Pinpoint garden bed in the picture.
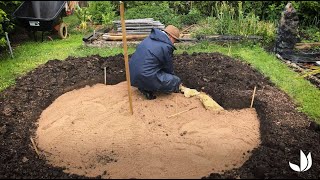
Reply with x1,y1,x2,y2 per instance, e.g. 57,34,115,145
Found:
0,52,319,178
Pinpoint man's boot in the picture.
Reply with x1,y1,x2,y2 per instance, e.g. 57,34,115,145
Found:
138,88,156,100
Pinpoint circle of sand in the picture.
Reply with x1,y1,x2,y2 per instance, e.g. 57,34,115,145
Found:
36,81,261,179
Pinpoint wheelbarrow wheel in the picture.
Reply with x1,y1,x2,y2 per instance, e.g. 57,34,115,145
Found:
58,22,67,39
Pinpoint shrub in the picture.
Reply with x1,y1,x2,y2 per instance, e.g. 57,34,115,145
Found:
300,26,320,42
74,5,92,30
0,9,8,47
0,1,21,48
180,8,203,25
291,1,320,27
87,1,115,26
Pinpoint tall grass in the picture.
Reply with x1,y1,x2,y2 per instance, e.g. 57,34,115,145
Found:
192,1,276,43
214,1,235,34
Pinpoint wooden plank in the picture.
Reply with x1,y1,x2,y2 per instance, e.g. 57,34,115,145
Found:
113,18,154,23
116,24,164,27
295,42,320,50
115,25,164,29
106,32,149,36
117,26,165,30
179,38,198,42
114,21,162,25
117,29,152,32
105,32,149,36
198,35,263,41
103,34,148,41
123,32,152,35
114,22,164,26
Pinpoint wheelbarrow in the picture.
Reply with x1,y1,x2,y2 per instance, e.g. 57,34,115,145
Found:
12,1,68,42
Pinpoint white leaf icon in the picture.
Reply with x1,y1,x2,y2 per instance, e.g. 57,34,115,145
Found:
300,150,308,172
289,162,301,172
304,152,312,171
289,150,312,172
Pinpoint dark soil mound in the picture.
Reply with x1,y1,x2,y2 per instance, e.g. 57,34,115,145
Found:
0,52,319,179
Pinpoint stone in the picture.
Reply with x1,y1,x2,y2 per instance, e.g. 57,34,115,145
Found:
274,3,299,55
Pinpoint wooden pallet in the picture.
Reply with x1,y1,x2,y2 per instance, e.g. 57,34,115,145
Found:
113,18,165,34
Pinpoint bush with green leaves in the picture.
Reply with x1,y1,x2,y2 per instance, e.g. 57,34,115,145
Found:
124,2,182,28
0,1,21,48
87,1,115,26
300,26,320,43
165,1,320,27
290,1,320,27
0,9,8,47
180,8,203,25
74,5,92,30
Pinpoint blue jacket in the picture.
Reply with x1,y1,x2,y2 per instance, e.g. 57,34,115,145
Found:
129,28,181,92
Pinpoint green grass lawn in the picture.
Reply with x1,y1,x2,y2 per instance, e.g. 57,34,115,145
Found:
0,27,319,123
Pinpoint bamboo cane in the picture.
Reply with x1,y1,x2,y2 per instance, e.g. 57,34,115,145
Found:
30,137,40,157
250,86,257,108
167,107,198,119
120,1,133,115
104,67,107,85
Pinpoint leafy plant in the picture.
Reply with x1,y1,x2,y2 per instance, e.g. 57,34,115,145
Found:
292,1,320,27
74,5,92,30
180,8,203,25
0,9,8,47
0,1,21,48
300,26,320,42
169,1,190,15
87,1,115,26
266,3,283,24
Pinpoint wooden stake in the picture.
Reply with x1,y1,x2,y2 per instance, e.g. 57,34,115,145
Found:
295,42,320,50
167,107,197,119
30,137,40,157
120,1,133,115
250,86,257,108
104,67,107,85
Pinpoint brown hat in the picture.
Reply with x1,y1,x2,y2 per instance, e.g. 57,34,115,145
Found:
164,25,180,41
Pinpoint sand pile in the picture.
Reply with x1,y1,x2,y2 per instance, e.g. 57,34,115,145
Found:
36,81,260,179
